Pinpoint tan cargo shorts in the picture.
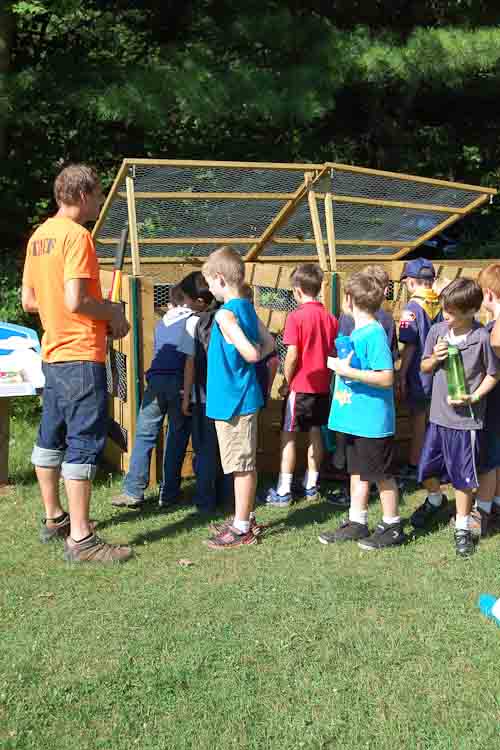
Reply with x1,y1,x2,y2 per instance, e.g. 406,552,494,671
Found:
214,411,259,474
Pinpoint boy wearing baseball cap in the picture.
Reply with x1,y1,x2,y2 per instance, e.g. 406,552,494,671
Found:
398,258,442,479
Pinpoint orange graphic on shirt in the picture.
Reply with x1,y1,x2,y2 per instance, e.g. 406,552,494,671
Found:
23,216,107,363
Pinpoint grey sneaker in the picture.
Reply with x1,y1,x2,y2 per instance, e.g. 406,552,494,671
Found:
39,513,70,543
111,493,146,509
64,534,134,563
318,519,369,544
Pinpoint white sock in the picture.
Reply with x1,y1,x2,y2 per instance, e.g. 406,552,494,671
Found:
455,514,470,531
493,496,500,508
303,470,319,490
427,492,443,508
276,472,293,496
477,499,493,514
233,518,250,533
383,515,401,526
349,507,368,526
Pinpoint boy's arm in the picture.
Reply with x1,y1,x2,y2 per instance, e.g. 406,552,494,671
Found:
421,339,448,374
329,352,393,388
449,373,500,406
216,309,261,363
491,316,500,356
284,345,299,385
257,319,275,360
182,355,195,415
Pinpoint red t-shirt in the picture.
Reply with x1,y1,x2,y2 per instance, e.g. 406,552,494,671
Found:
283,301,338,393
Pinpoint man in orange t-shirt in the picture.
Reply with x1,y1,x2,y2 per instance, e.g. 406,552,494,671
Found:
22,163,132,563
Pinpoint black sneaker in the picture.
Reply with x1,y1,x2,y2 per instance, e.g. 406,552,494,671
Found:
325,488,351,509
318,519,369,544
410,495,449,529
358,521,406,551
454,529,475,557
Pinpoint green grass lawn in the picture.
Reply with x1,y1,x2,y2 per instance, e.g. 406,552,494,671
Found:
2,419,500,750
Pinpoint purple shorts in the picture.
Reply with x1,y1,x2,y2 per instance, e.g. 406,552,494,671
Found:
417,423,480,491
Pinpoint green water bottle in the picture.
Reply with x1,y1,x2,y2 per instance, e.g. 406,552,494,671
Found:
446,345,467,400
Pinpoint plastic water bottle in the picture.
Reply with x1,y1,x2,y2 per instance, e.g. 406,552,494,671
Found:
478,594,500,627
446,345,467,400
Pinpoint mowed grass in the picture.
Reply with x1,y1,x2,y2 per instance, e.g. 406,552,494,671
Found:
2,420,500,750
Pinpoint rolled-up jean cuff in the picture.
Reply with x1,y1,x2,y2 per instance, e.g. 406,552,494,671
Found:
31,444,64,468
61,462,97,481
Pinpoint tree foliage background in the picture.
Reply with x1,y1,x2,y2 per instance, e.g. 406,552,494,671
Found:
2,0,500,283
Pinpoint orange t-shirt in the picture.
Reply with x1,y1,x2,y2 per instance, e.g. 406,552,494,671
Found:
22,216,107,363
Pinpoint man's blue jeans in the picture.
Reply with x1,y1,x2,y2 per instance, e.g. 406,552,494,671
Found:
191,402,233,512
123,374,191,502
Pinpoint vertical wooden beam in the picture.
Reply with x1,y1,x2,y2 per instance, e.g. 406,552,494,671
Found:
324,192,337,271
0,398,10,488
126,175,141,276
307,188,328,271
92,160,129,240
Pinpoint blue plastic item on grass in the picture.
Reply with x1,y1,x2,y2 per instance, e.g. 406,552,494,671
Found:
478,594,500,627
0,323,41,356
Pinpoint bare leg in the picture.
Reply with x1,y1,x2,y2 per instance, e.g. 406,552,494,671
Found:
409,411,427,467
477,470,496,503
350,474,370,512
280,431,296,475
233,470,257,523
308,427,323,474
378,477,399,518
64,479,92,542
455,489,473,519
35,466,65,523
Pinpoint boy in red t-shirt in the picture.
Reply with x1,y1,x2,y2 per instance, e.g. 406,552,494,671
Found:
264,263,338,506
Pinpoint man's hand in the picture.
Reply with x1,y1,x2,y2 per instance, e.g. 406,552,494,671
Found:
182,395,192,416
109,303,130,340
328,351,354,379
278,381,289,398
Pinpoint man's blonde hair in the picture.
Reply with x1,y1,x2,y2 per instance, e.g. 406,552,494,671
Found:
54,164,100,206
202,246,245,288
344,271,384,314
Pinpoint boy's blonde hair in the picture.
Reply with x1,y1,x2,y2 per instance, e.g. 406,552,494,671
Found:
290,263,323,297
344,271,384,314
478,263,500,298
202,246,245,287
363,265,389,291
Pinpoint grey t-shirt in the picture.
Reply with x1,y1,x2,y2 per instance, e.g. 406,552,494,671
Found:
423,320,500,430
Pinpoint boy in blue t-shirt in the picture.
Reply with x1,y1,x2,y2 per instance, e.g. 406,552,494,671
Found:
202,246,275,549
319,271,404,551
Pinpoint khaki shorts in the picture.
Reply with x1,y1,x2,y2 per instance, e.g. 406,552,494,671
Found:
215,412,259,474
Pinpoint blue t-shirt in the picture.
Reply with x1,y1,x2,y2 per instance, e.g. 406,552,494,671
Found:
206,298,264,420
329,321,395,438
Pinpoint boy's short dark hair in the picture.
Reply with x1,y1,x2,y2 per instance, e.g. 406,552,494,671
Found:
364,264,389,291
478,263,500,298
439,277,483,313
169,284,185,307
290,263,323,297
345,271,384,314
54,164,100,206
180,271,214,304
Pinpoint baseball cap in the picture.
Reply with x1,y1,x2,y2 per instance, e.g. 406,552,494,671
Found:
400,257,436,281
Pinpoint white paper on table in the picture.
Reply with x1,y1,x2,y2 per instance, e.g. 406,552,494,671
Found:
0,349,45,389
0,336,37,351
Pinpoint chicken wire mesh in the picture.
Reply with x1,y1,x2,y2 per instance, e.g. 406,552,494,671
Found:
94,160,494,265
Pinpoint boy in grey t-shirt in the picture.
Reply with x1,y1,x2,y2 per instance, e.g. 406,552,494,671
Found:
410,278,500,557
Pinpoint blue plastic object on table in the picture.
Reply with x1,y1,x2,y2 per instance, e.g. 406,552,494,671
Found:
0,323,41,356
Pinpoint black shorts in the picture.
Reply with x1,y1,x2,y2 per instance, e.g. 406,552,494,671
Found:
282,391,330,433
345,434,394,482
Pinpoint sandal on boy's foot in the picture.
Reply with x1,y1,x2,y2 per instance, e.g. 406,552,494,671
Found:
263,488,293,507
39,512,71,543
358,521,406,551
454,529,475,558
111,493,146,509
206,525,258,550
209,517,264,537
410,495,450,529
318,519,369,545
64,534,134,563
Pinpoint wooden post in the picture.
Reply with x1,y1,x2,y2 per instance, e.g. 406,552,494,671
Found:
0,398,10,490
324,192,337,271
307,188,328,271
126,175,141,276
